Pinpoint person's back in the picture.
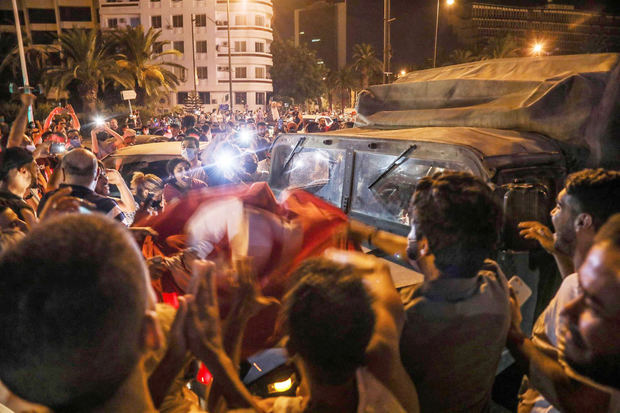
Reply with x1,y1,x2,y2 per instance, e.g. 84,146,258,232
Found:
401,260,510,411
401,172,510,412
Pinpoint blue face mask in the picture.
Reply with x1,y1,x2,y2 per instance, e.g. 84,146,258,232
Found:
70,139,81,148
182,148,197,161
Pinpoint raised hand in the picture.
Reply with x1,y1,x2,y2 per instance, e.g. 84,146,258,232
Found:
105,168,124,185
185,260,224,362
518,221,555,253
231,257,280,321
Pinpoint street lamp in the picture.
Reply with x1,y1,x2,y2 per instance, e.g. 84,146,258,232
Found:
433,0,455,68
531,42,544,56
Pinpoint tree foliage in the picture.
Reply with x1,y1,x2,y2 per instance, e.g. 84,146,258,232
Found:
352,43,382,90
269,38,323,105
110,26,184,101
43,29,133,113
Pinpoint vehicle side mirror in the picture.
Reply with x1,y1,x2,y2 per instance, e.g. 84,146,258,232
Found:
496,182,551,251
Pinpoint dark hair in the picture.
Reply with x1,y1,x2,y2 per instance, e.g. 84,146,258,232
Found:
201,124,211,133
410,171,501,278
242,152,258,175
181,115,196,129
284,258,375,385
257,121,266,128
0,147,34,181
0,214,147,411
565,169,620,230
166,157,190,176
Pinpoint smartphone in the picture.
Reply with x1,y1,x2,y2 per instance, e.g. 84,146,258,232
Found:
50,142,66,155
508,275,532,306
78,206,92,214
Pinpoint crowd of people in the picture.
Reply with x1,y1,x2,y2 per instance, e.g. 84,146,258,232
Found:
0,95,350,230
0,92,619,413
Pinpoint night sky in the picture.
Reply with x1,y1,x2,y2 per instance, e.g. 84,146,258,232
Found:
273,0,620,68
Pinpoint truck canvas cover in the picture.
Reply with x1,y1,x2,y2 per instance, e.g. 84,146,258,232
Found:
357,54,620,167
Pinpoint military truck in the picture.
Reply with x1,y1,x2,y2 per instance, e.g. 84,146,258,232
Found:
268,54,620,347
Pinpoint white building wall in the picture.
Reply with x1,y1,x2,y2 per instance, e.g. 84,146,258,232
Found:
99,0,273,111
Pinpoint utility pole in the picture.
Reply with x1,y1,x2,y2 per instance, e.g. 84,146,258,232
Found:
11,0,33,121
383,0,394,84
433,0,440,68
226,0,233,110
190,13,198,97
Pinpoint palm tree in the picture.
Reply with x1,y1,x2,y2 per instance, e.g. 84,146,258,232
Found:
352,43,383,90
0,34,54,86
323,69,338,112
111,26,185,103
481,34,521,59
334,67,356,112
44,29,132,113
447,49,480,65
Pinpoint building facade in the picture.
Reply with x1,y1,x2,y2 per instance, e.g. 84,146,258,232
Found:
0,0,97,45
294,0,346,70
455,2,620,54
99,0,273,110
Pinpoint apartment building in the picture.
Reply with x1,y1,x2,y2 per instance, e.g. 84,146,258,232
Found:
0,0,97,44
456,2,620,54
99,0,273,110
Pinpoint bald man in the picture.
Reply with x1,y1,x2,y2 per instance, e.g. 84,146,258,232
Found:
37,148,127,224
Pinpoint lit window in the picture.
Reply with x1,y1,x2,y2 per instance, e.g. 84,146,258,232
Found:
311,38,320,42
255,67,265,78
234,41,247,52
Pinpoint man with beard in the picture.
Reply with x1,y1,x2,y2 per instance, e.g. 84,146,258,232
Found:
509,169,620,413
0,147,38,228
559,213,620,396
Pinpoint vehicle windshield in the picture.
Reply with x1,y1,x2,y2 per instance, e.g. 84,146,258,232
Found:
271,146,346,207
351,152,472,225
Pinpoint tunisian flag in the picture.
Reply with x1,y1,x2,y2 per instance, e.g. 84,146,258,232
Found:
135,182,352,353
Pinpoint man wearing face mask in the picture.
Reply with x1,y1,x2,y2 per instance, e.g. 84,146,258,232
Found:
181,136,208,185
0,147,38,228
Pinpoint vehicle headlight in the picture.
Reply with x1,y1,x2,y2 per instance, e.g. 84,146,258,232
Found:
267,375,294,394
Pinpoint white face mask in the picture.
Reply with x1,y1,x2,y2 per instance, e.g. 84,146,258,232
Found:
182,148,197,161
25,145,36,152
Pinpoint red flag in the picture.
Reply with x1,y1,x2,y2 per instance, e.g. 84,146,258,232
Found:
137,182,353,354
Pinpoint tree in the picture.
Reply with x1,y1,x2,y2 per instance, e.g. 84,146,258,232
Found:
481,34,522,59
0,34,53,89
269,38,323,105
334,67,356,112
44,29,132,113
111,26,185,103
352,43,382,90
323,69,338,112
183,91,202,113
447,49,480,65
